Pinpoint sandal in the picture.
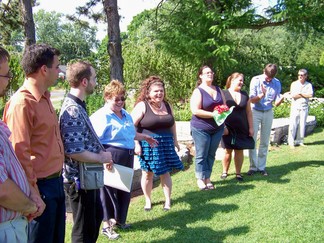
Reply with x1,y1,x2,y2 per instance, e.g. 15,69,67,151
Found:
220,172,228,180
206,183,215,190
236,174,243,182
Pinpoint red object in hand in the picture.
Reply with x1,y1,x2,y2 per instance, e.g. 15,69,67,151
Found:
214,104,230,114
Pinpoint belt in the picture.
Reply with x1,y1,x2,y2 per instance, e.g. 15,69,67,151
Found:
103,144,134,155
38,170,62,181
253,108,272,112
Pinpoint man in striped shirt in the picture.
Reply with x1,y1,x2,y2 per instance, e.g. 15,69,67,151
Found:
0,47,38,242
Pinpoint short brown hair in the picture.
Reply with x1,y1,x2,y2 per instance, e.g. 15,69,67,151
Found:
263,63,277,78
66,61,92,88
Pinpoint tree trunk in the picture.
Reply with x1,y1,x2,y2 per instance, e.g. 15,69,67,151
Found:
19,0,36,46
103,0,124,83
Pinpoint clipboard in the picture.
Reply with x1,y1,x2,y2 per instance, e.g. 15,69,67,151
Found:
104,164,134,192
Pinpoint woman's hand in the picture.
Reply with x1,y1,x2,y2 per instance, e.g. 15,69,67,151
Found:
145,135,158,148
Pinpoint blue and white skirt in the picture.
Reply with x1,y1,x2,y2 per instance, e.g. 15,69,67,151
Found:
139,134,184,176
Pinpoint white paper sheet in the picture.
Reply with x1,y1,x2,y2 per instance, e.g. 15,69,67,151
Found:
104,164,134,192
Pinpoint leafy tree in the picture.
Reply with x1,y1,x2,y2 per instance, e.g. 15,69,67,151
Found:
34,10,99,64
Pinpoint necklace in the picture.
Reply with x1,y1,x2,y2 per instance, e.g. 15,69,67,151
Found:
152,102,163,111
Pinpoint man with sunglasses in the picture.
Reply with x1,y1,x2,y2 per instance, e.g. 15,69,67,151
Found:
286,69,313,148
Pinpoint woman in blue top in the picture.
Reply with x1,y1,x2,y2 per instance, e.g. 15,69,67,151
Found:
190,65,225,190
90,80,156,239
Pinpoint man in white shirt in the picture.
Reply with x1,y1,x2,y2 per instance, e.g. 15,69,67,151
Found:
286,69,313,148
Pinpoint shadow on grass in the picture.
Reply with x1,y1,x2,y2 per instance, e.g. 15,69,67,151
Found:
241,160,323,184
130,184,253,241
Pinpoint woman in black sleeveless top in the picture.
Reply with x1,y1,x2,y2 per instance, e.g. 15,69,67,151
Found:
131,76,184,211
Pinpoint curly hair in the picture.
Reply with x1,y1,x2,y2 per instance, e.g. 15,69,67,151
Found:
225,72,244,89
103,80,126,101
134,76,167,106
21,43,60,76
66,61,92,88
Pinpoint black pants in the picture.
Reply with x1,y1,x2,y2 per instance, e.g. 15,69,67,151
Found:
65,184,103,243
102,145,134,224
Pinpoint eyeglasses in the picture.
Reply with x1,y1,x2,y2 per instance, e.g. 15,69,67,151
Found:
113,96,126,102
298,74,305,77
0,71,13,80
202,71,214,75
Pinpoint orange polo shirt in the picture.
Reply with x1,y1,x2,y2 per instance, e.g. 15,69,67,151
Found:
3,80,64,189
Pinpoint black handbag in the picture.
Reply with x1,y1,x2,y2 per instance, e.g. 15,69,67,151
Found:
222,126,255,150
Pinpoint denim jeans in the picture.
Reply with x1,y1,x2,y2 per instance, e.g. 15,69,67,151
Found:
191,126,224,180
249,109,273,171
29,176,66,243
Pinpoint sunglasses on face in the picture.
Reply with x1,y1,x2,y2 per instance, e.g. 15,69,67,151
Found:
113,96,126,102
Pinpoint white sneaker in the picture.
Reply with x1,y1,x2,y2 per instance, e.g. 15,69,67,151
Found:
299,143,307,147
102,219,120,240
102,226,120,240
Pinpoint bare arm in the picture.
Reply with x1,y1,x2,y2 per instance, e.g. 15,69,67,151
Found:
131,102,146,155
169,104,180,151
190,89,213,118
0,178,37,215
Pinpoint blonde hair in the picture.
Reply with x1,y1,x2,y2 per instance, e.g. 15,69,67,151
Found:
104,80,125,101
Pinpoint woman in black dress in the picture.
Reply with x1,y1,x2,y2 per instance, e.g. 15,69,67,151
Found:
220,73,254,181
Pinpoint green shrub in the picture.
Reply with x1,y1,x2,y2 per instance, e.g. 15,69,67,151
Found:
174,102,191,121
273,99,291,118
309,98,324,127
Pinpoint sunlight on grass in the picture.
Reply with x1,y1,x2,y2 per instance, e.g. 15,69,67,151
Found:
65,127,324,242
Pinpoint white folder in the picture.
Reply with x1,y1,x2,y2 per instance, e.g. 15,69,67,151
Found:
104,164,134,192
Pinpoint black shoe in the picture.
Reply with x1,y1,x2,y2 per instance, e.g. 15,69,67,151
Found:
259,170,268,176
116,223,131,229
236,174,244,182
247,170,255,176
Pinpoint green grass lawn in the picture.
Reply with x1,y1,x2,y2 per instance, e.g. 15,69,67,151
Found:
65,127,324,243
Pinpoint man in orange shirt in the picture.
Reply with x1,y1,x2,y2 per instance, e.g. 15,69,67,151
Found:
3,44,65,243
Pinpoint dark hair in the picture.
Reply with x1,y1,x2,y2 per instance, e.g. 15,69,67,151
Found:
196,65,214,87
66,61,92,88
135,76,166,105
0,46,10,64
21,43,60,75
263,63,277,78
225,72,244,89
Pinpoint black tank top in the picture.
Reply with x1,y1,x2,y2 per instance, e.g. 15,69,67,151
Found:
137,101,175,135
